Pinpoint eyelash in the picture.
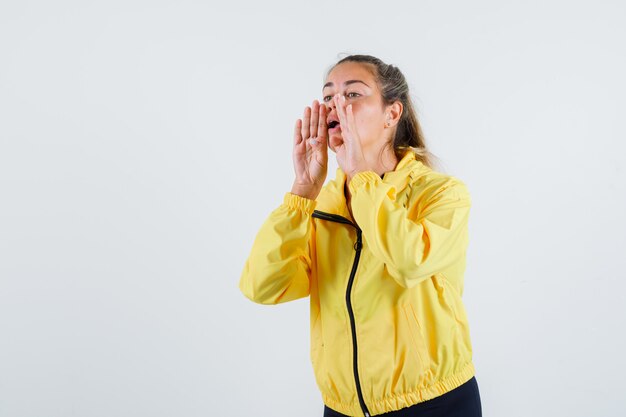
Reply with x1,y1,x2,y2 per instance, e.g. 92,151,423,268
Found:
323,92,360,102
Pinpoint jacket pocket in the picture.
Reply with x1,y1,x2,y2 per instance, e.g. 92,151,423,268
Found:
400,303,432,374
439,274,472,357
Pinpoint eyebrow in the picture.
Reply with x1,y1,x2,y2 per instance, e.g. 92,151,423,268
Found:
322,79,370,91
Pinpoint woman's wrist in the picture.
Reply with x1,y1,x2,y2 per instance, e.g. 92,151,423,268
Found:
290,183,319,200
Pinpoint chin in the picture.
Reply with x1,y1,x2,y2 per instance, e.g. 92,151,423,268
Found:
329,135,343,149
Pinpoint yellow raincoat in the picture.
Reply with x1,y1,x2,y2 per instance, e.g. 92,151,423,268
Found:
239,150,476,416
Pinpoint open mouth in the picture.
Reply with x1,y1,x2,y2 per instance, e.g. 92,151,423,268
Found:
328,120,341,131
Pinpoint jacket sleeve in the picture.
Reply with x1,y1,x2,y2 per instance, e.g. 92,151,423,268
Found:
348,171,471,288
238,192,316,304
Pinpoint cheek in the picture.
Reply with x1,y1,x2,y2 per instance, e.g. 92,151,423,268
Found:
350,101,382,123
352,106,384,137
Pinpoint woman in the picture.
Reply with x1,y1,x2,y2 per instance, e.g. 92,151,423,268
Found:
239,54,482,417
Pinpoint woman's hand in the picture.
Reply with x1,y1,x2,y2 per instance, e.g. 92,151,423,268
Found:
291,99,328,200
332,94,368,181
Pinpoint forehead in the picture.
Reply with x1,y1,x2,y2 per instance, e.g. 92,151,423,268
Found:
324,62,377,89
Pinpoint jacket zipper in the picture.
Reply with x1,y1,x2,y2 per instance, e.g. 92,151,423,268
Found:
312,210,371,417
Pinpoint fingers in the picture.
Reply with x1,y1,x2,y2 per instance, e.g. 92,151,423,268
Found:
309,100,319,139
308,103,327,149
297,101,328,149
301,106,311,140
345,101,355,134
333,94,348,135
334,94,358,145
296,101,330,154
293,118,303,146
317,103,328,145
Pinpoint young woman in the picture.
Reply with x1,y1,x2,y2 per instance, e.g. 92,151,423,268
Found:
239,54,482,417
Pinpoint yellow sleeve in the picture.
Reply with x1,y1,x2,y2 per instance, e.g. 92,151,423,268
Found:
238,192,317,304
348,171,471,288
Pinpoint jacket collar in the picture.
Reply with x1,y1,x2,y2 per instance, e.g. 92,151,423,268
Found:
315,150,424,218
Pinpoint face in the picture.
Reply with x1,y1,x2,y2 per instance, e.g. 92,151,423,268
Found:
322,61,397,156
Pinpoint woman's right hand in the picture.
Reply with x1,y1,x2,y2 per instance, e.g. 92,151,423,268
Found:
291,99,328,200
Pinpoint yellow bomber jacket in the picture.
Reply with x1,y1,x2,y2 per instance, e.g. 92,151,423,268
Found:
239,151,476,416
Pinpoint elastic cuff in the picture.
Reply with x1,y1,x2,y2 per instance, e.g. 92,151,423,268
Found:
283,192,317,214
348,170,382,195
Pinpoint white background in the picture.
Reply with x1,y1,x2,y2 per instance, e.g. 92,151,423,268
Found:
1,1,625,416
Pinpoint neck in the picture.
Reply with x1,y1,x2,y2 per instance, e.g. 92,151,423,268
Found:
345,147,399,186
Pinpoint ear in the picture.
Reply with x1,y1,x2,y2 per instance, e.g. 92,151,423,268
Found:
385,100,403,128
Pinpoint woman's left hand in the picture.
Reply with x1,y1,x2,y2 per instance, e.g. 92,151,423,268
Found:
333,94,368,180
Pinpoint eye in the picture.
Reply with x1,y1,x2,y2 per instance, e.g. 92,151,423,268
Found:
322,92,360,102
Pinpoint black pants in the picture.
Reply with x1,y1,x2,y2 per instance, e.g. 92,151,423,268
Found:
323,376,482,417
